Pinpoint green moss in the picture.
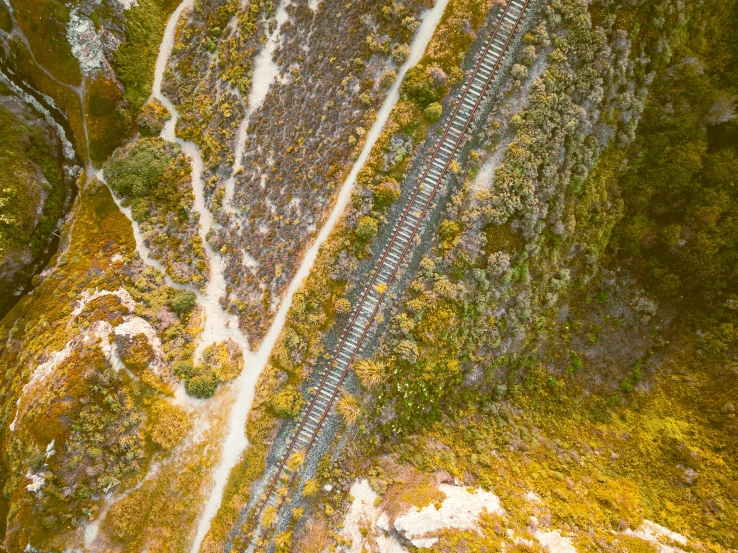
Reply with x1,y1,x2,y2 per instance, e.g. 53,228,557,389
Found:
86,76,134,165
0,2,12,32
0,107,64,259
8,37,89,162
0,105,66,312
114,0,183,115
10,0,82,85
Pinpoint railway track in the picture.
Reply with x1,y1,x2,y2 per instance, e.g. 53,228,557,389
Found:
243,0,530,547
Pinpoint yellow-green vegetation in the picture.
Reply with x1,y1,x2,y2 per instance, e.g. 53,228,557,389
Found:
104,137,209,287
7,0,180,167
10,0,82,85
0,102,66,313
113,0,182,113
0,175,207,549
376,337,737,549
270,386,304,418
85,75,134,165
299,0,738,551
146,399,190,450
137,98,172,137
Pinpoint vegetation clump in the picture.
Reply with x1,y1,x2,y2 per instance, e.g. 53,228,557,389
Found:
104,138,209,288
146,400,190,450
271,387,304,418
137,98,172,137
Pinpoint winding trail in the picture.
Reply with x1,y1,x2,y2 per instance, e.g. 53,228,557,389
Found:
110,0,452,551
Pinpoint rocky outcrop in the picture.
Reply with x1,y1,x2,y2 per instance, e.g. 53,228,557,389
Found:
0,87,72,316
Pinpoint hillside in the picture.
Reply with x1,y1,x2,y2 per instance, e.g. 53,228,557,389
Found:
0,0,735,552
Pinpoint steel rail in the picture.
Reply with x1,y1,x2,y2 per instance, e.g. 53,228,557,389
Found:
243,0,530,547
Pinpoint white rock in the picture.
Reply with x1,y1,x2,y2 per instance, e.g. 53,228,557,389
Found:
338,480,408,553
393,484,504,545
67,8,109,76
535,529,578,553
25,472,45,493
377,512,391,532
623,520,689,553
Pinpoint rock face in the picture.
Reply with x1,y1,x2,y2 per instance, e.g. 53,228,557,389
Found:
337,480,697,553
338,479,505,553
392,485,505,548
0,87,70,315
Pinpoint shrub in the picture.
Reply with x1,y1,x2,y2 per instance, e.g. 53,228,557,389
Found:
392,43,410,64
379,70,397,90
185,373,218,399
400,65,440,107
336,393,361,425
373,178,401,206
137,98,171,137
271,387,303,418
170,290,197,315
424,102,442,122
438,220,461,242
173,360,195,380
147,400,190,449
334,297,352,315
356,216,379,241
103,138,171,199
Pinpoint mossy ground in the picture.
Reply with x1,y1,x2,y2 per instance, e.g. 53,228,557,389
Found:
0,178,205,550
0,103,66,312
